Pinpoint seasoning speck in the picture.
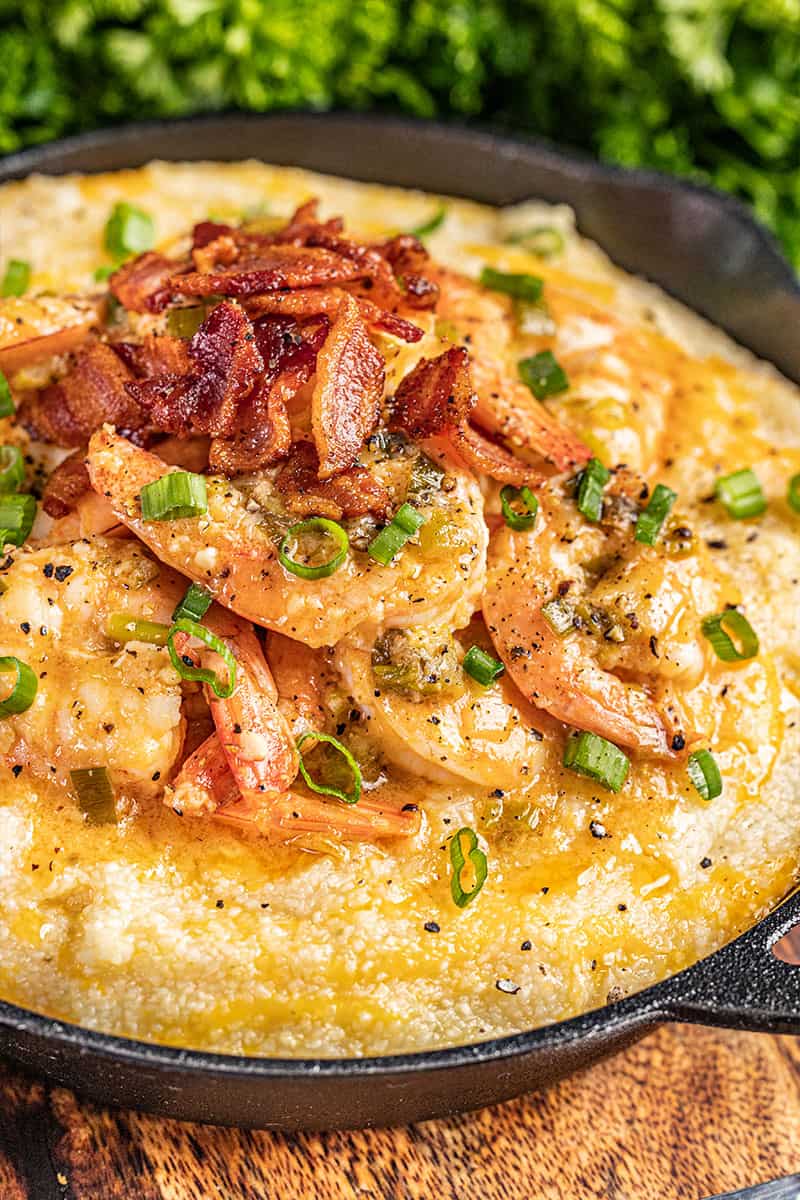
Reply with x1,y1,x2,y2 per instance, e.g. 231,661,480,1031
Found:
700,857,712,869
215,899,224,909
423,920,440,933
589,819,608,839
496,979,520,994
520,940,532,952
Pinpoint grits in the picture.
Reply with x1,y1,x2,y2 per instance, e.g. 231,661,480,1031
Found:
0,162,797,1057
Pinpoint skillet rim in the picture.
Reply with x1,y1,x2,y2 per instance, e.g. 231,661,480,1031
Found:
0,111,798,1085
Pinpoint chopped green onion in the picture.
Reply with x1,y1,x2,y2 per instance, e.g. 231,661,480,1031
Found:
0,493,36,546
279,517,349,580
296,730,362,805
94,264,116,283
167,617,236,699
635,482,677,545
0,446,24,492
787,473,800,514
104,201,155,260
0,656,37,716
167,307,207,339
715,467,766,519
0,372,14,419
368,503,425,565
541,597,574,635
173,582,213,623
479,267,543,304
449,826,488,908
701,608,759,662
463,645,505,686
500,484,538,531
563,730,630,793
70,767,117,825
106,613,170,646
576,458,610,522
2,259,30,297
410,205,447,238
518,349,569,400
140,472,207,521
504,226,565,258
687,749,723,802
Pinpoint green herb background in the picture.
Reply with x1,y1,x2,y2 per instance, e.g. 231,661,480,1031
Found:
2,1,799,263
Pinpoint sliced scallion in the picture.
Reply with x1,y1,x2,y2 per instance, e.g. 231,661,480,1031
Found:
279,517,349,580
576,458,610,523
167,306,207,339
368,503,425,566
518,349,569,400
541,597,574,635
172,582,213,623
296,730,362,805
500,484,538,531
140,472,208,521
701,608,759,662
2,259,31,298
0,656,37,716
410,205,447,238
167,617,236,699
0,446,25,492
788,473,800,514
70,767,117,825
563,730,630,793
106,614,170,646
463,645,505,686
504,226,565,258
0,493,36,546
715,467,766,519
0,372,14,419
635,482,677,546
687,749,723,802
450,826,488,908
104,201,155,260
94,264,116,283
479,267,543,304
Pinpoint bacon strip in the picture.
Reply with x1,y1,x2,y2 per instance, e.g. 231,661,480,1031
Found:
275,440,390,520
390,346,544,485
311,294,384,479
109,252,175,314
127,302,263,438
20,342,144,447
41,449,91,518
245,288,423,343
169,246,364,300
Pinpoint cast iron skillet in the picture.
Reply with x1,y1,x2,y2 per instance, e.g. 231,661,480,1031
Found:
0,113,799,1131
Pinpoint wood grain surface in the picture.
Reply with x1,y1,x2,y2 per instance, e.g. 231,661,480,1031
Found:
0,1024,798,1199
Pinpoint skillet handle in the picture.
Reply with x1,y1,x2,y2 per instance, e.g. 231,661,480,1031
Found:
658,888,800,1034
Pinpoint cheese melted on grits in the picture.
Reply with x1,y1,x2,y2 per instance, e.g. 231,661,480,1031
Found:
0,161,798,1057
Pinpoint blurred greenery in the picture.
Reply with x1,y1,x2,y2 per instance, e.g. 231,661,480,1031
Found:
1,1,799,262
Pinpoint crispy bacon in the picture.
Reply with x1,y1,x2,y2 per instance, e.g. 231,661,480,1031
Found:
114,333,192,378
20,342,144,447
41,449,91,518
275,440,390,520
245,288,424,343
127,302,263,438
390,346,543,484
208,316,329,475
391,346,475,438
273,200,344,245
109,252,175,314
169,246,364,300
377,235,439,311
311,294,384,479
192,220,234,249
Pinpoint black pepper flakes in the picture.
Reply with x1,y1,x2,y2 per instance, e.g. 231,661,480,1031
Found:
424,921,440,933
590,820,608,839
700,857,712,869
495,979,520,995
11,765,22,778
520,940,532,952
215,899,225,909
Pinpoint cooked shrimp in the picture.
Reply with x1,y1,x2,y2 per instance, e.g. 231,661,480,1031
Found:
483,484,723,757
0,295,102,376
431,267,591,472
267,631,332,737
87,426,487,646
336,622,547,789
168,609,419,840
0,538,185,796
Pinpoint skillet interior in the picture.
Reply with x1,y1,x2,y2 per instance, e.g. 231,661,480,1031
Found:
0,113,798,1129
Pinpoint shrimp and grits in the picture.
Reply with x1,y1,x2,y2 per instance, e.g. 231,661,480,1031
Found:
0,161,797,1058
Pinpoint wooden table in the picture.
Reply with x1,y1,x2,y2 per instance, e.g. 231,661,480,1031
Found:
0,1024,798,1199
